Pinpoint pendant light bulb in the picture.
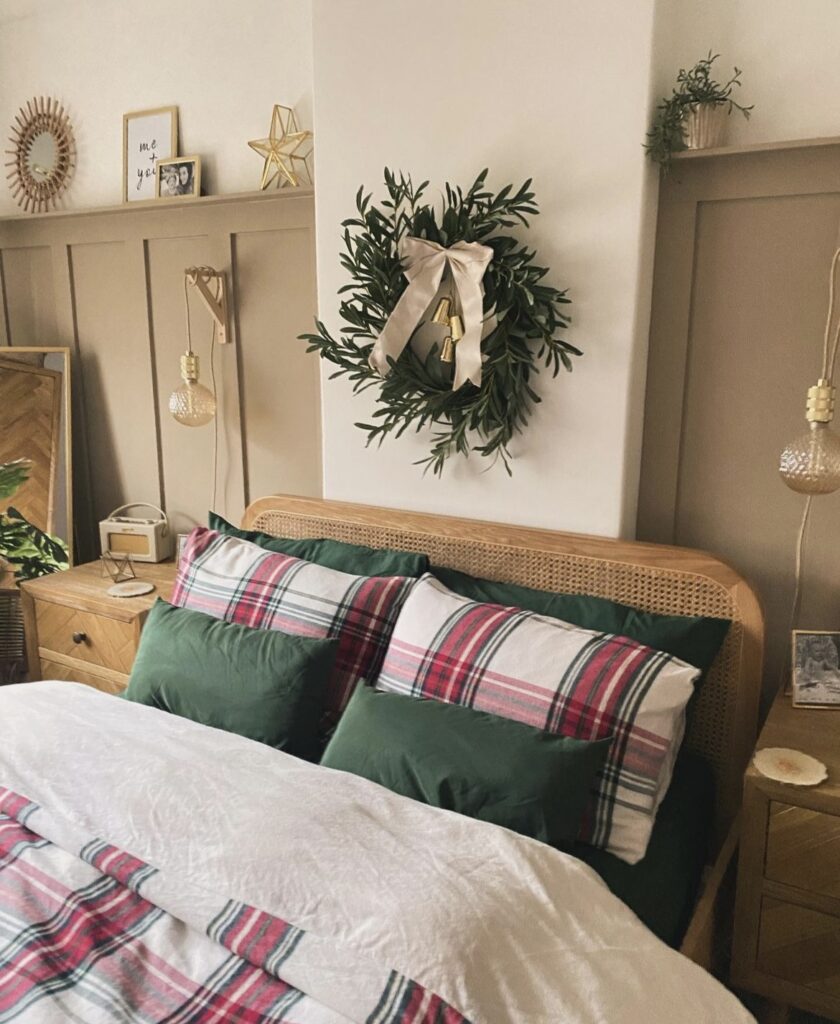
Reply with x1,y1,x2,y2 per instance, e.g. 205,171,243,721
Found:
168,353,216,427
779,378,840,495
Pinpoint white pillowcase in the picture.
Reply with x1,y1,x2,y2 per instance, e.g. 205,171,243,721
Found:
374,574,700,864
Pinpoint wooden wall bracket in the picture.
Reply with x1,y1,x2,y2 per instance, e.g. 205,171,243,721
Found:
185,266,229,345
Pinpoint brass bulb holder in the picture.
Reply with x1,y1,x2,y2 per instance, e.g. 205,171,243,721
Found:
431,297,452,326
448,313,464,342
180,352,200,384
805,377,836,423
440,336,455,363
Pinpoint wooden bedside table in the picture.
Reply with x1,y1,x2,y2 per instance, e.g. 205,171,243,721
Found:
20,561,177,694
732,691,840,1021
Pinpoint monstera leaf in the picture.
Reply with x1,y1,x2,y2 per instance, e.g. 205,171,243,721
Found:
0,506,68,582
0,459,31,501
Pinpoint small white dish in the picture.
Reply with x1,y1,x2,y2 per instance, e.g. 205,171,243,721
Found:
753,747,828,786
108,580,156,599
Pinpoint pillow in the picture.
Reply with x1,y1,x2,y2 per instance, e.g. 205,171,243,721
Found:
124,600,337,759
374,574,701,864
210,513,429,578
321,682,611,848
173,527,414,726
432,565,730,679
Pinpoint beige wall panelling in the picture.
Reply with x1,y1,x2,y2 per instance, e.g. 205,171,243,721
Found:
0,246,57,346
70,237,162,525
50,244,95,559
233,221,321,505
0,191,321,552
638,142,840,703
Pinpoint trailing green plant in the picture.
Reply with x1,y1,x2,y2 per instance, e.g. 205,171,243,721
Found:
0,460,69,581
646,53,752,169
301,169,579,475
0,459,31,501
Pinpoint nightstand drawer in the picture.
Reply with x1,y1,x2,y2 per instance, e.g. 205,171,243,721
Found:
757,897,840,998
34,601,136,674
767,801,840,900
39,657,128,695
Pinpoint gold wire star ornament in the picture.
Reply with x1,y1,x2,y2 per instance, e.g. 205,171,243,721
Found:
248,105,313,190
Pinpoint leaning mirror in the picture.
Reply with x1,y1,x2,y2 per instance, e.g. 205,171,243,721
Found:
0,348,73,575
7,97,76,213
0,347,73,683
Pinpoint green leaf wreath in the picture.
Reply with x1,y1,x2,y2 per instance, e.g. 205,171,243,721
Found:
301,169,580,475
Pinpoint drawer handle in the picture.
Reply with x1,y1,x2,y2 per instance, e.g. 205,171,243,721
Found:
72,632,88,645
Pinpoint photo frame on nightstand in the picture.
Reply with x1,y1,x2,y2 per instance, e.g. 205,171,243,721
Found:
791,629,840,707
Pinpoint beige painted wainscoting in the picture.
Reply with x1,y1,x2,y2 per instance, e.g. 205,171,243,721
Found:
638,138,840,703
0,190,321,561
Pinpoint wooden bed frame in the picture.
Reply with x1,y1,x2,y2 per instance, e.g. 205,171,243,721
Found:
243,495,765,972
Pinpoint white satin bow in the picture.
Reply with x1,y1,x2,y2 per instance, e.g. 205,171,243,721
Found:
369,236,493,390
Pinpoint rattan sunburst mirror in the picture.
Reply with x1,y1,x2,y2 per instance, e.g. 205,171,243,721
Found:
6,97,76,213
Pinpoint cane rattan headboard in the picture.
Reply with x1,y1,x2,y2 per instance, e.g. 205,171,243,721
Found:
243,495,764,844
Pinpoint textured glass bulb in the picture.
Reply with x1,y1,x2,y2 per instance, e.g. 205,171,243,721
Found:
169,379,216,426
779,421,840,495
168,353,216,427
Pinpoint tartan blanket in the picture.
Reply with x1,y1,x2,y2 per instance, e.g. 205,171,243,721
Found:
0,683,754,1023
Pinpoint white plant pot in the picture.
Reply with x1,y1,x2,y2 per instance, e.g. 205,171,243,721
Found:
683,103,729,150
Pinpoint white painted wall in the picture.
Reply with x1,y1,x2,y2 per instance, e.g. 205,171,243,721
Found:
312,0,660,537
654,0,840,147
4,0,839,537
0,0,313,214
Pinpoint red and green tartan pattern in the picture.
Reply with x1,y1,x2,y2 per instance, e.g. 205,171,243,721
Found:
374,575,700,863
0,789,471,1024
172,527,415,725
0,813,308,1023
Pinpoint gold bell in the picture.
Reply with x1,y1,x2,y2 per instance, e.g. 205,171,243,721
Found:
431,297,452,325
440,313,463,364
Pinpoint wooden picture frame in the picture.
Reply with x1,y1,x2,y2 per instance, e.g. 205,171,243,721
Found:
791,629,840,708
122,106,178,203
155,155,201,200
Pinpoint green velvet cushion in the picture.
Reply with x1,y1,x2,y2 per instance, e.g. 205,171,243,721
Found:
321,683,611,847
124,599,337,759
209,513,429,577
432,565,730,676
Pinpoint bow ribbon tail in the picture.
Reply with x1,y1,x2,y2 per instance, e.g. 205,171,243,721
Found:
450,259,488,389
369,254,446,377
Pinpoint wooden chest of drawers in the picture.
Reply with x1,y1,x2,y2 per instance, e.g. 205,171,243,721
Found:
732,693,840,1021
20,561,176,693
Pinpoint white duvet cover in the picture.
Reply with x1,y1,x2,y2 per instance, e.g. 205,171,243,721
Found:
0,682,753,1023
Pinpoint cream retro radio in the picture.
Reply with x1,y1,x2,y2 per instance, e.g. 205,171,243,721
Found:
99,503,175,563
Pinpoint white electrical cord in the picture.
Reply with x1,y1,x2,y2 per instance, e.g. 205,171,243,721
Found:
781,246,840,690
209,298,219,513
183,267,222,512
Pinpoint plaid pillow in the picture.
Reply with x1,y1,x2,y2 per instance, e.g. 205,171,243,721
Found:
172,528,414,726
374,574,700,864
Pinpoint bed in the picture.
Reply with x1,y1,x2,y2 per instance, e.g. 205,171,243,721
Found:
0,495,764,1023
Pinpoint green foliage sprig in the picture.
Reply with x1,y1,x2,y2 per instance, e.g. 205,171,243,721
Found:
0,459,31,501
301,169,579,475
0,459,69,580
646,53,753,169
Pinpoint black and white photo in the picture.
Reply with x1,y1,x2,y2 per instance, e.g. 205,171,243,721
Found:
155,155,201,199
792,630,840,707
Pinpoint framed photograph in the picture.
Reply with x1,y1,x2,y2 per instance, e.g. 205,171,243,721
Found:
122,106,178,203
792,630,840,707
156,155,201,199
